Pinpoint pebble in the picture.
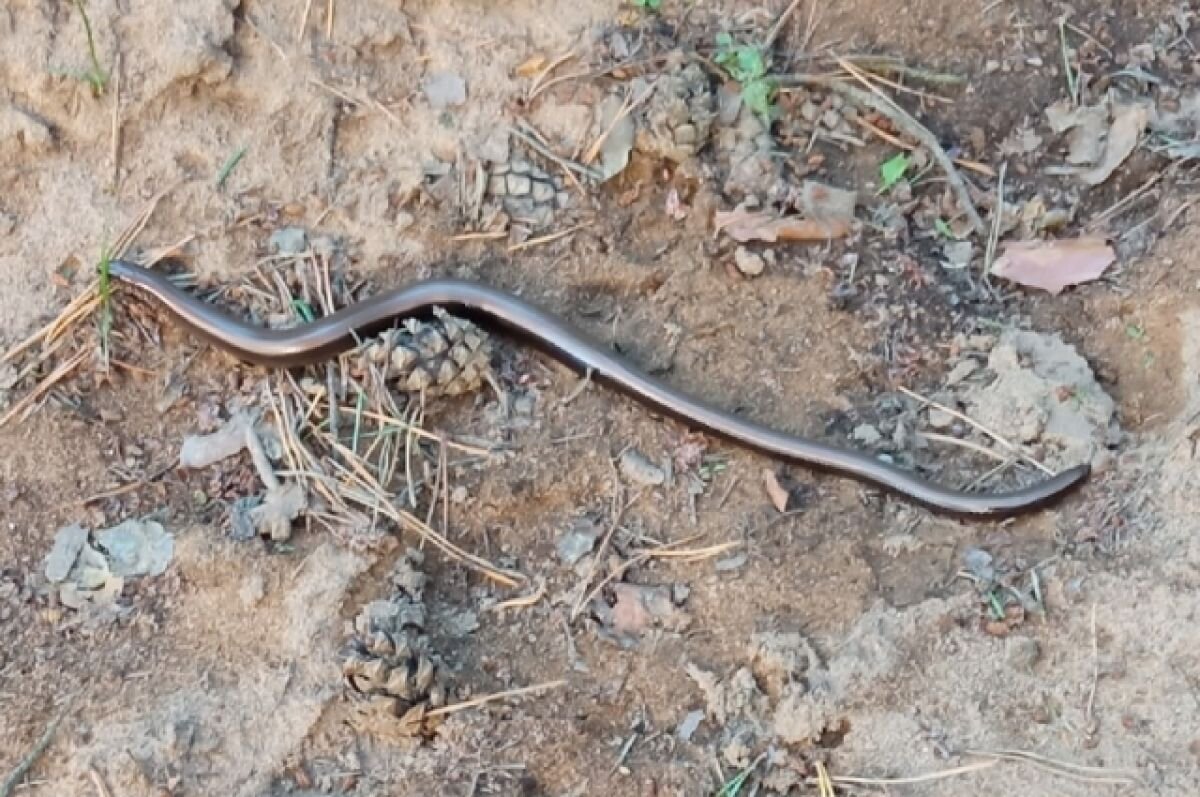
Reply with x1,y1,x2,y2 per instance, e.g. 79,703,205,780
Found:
556,518,600,565
821,109,842,129
239,572,266,607
269,226,308,255
531,180,556,203
799,101,820,122
44,523,89,583
852,424,883,446
733,246,765,276
927,409,956,430
945,359,979,386
506,174,533,197
619,449,666,486
421,71,467,109
677,710,704,742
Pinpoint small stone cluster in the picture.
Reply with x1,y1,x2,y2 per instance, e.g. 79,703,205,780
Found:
637,61,716,163
352,307,492,397
340,550,448,734
485,156,570,228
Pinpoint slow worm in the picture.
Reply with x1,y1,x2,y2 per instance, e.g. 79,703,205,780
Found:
108,259,1088,518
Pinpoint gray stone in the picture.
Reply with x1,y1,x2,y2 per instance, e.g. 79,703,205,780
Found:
556,518,600,565
674,123,698,145
852,424,883,446
487,174,508,196
619,449,666,486
421,71,467,109
44,523,88,583
531,180,555,204
269,226,308,255
506,174,533,196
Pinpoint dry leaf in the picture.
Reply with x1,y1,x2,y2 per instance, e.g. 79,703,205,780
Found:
990,237,1116,294
515,55,547,78
608,583,690,635
1080,103,1150,186
794,180,857,226
715,206,850,243
762,469,790,513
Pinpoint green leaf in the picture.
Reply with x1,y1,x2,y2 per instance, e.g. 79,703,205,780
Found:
291,300,316,323
741,78,776,121
715,31,733,49
879,152,910,191
734,46,766,81
934,218,954,239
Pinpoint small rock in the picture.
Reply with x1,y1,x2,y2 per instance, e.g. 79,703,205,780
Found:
715,553,748,572
44,523,89,583
963,547,995,581
96,520,174,578
942,241,975,270
421,71,467,109
531,180,555,203
269,226,308,256
677,710,704,742
733,247,765,277
852,424,883,446
821,109,842,129
557,518,600,565
927,409,956,430
487,174,508,196
240,573,266,606
945,359,979,386
799,101,820,122
506,174,533,197
619,449,666,486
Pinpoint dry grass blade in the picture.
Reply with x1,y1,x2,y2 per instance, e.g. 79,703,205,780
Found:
965,750,1138,784
507,223,588,253
805,759,998,787
0,350,88,429
425,679,566,719
334,406,500,456
583,83,655,166
527,50,577,100
854,117,995,176
898,386,1054,476
487,579,547,612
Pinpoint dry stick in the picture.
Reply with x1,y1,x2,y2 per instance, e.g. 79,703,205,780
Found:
487,579,547,612
917,430,1013,464
963,749,1137,784
507,224,588,253
297,0,315,41
0,350,87,429
982,160,1007,290
804,759,999,788
569,483,632,621
583,82,656,165
823,57,986,235
0,702,70,797
897,386,1054,476
324,0,334,38
425,679,566,719
853,116,995,177
764,0,805,49
511,122,599,184
527,50,577,100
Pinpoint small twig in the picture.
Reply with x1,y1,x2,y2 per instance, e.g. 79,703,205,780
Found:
511,122,601,182
0,350,88,429
425,680,566,719
1086,166,1172,231
818,57,985,235
898,386,1054,475
527,50,577,100
570,483,632,622
88,767,113,797
583,82,655,166
1,703,70,797
487,579,547,612
1085,602,1099,731
963,749,1138,784
764,0,804,49
507,224,588,253
853,117,995,176
804,759,998,787
982,160,1007,290
917,431,1010,464
325,0,334,39
297,0,315,41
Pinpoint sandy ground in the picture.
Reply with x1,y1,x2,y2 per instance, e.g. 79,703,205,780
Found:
2,0,1199,795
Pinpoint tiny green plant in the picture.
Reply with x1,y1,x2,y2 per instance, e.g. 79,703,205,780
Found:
934,218,955,239
72,0,108,97
630,0,661,9
714,32,776,124
878,152,910,193
216,145,248,189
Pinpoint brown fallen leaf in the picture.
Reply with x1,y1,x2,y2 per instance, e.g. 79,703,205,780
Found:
762,469,790,513
715,206,850,243
1081,103,1150,186
990,237,1116,295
